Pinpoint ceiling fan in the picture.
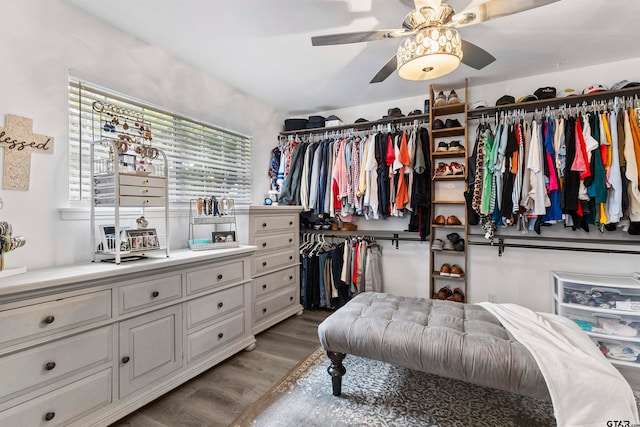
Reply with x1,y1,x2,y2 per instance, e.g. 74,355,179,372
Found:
311,0,560,83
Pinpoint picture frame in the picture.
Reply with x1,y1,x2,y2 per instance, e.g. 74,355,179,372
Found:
126,228,159,251
211,230,236,244
99,224,130,251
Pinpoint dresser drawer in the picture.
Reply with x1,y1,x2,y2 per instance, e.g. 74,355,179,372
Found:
187,312,245,363
254,266,297,298
119,274,182,314
0,326,112,403
0,368,112,427
119,196,166,207
252,214,297,233
186,285,245,330
254,286,298,322
254,249,297,275
119,174,166,188
0,290,111,346
254,232,295,253
119,185,165,197
187,260,245,295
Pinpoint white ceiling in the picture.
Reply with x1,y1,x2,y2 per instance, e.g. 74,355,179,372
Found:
66,0,639,115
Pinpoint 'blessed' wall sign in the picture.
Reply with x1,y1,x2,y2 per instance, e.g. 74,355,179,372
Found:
0,114,54,191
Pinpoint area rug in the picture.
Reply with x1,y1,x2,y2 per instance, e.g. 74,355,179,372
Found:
230,347,557,427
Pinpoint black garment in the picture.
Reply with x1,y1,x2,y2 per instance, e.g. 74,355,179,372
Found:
375,132,390,217
330,243,350,308
279,142,308,205
500,123,517,218
562,116,580,213
408,128,431,239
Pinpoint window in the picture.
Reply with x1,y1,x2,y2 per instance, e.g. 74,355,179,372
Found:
68,80,253,204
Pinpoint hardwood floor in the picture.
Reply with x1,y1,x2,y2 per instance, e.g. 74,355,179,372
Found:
111,309,332,427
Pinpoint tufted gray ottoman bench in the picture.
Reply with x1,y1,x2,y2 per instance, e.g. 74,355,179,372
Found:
317,292,550,400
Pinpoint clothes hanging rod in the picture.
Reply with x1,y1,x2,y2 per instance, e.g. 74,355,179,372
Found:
469,238,640,257
300,230,425,249
467,233,640,246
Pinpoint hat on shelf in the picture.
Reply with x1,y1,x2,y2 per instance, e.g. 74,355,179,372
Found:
582,84,608,95
306,115,326,129
610,80,640,91
495,95,515,106
354,117,369,123
283,118,308,131
517,94,538,103
383,107,404,118
408,109,423,116
470,100,488,109
558,88,578,97
534,86,556,100
325,115,343,127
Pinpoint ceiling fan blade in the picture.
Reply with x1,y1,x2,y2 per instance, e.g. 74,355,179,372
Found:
370,56,398,84
311,29,411,46
460,39,496,70
451,0,560,27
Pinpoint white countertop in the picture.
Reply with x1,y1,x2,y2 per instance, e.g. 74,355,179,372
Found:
0,246,256,297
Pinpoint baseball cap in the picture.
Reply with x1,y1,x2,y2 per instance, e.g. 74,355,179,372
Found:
582,84,608,95
470,100,488,109
517,94,538,103
495,95,515,106
534,87,556,100
558,88,578,97
610,80,640,91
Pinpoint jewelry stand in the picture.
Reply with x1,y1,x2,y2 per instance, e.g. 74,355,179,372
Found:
0,204,27,277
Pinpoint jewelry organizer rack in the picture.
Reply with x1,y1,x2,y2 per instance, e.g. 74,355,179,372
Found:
188,197,238,250
90,99,170,264
0,220,27,277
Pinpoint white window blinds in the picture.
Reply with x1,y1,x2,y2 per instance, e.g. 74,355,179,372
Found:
68,80,253,204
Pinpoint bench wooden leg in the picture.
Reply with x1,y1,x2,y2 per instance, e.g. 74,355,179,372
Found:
327,351,346,396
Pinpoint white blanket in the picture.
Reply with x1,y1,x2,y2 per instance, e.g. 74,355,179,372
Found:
478,302,639,427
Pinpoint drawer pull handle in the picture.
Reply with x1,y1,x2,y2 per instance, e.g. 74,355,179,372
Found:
289,221,293,226
44,412,55,421
290,296,294,301
262,262,267,267
217,274,223,280
122,356,130,364
218,333,224,339
289,256,293,260
217,302,224,308
151,291,160,298
143,189,149,193
262,308,267,313
262,284,267,289
262,223,267,227
45,362,56,371
143,179,149,184
289,276,293,280
262,242,267,247
289,238,293,243
43,315,55,324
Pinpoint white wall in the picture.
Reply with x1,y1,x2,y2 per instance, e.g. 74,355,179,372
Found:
0,0,283,271
312,57,640,311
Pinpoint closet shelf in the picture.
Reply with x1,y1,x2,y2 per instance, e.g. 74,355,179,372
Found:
468,85,640,119
432,224,465,229
432,151,466,158
432,249,465,255
432,200,465,205
432,104,466,116
431,127,466,138
279,113,430,136
432,272,466,280
433,175,466,181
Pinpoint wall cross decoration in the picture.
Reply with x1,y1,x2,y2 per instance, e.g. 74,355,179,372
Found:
0,114,54,191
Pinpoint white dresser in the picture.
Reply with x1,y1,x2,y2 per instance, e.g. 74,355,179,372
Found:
0,248,255,426
248,206,302,334
553,271,640,370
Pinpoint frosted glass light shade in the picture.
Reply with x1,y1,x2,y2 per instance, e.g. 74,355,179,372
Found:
397,26,463,80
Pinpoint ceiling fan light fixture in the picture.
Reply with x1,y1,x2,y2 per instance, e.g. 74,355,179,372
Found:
396,26,462,80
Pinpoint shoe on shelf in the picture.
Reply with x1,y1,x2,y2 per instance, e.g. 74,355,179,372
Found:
443,240,455,250
439,263,451,276
437,286,453,300
432,238,444,251
447,90,460,105
450,265,464,278
433,215,446,225
433,118,445,129
434,162,452,177
436,141,449,152
445,118,462,128
446,232,460,242
446,215,462,225
450,162,465,175
448,140,464,152
452,287,465,302
434,91,447,107
454,238,465,251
